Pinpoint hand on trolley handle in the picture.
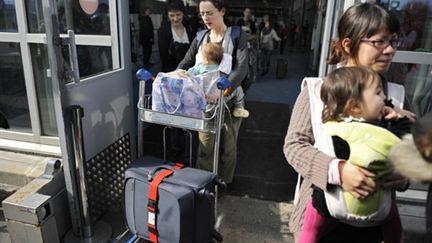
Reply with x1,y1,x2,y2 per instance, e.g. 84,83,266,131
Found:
136,68,154,81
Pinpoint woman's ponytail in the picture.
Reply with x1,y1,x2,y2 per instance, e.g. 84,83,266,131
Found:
326,38,345,65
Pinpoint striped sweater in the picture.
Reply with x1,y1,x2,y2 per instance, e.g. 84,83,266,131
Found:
283,87,334,235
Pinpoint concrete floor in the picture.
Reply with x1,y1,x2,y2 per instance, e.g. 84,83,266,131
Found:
1,49,429,242
101,195,295,243
111,49,429,242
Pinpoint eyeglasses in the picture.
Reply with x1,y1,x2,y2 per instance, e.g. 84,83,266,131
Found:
200,11,214,17
360,38,402,49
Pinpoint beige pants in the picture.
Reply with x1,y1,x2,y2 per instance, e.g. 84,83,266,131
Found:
196,110,242,184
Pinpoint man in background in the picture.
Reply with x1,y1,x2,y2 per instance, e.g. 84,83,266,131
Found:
139,7,154,67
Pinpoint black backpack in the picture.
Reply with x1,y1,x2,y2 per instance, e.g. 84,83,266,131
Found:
196,26,254,93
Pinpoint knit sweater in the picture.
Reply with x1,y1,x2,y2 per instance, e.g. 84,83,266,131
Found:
283,87,334,234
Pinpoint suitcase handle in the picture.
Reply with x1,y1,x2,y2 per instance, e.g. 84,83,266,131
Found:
148,165,180,181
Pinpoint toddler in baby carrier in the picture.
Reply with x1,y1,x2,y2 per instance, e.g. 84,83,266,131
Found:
194,42,249,118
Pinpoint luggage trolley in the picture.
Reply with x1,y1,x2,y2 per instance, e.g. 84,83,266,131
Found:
127,68,228,243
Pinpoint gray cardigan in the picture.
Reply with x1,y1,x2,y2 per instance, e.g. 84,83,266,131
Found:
177,27,249,90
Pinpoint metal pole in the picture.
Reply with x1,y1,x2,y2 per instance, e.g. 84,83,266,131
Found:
213,90,225,175
68,30,80,83
137,79,146,158
318,0,337,77
42,0,112,241
213,90,225,214
70,105,93,238
41,0,82,235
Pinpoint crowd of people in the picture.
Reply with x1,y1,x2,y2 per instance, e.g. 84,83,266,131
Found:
137,0,298,183
136,1,432,242
138,3,307,78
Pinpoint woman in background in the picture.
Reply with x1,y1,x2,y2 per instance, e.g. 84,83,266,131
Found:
259,19,280,75
158,0,196,164
158,0,195,72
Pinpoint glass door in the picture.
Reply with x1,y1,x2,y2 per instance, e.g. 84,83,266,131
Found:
40,0,134,232
38,0,133,160
0,0,126,149
384,0,432,116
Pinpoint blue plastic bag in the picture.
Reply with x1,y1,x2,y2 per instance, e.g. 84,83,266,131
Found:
152,71,206,118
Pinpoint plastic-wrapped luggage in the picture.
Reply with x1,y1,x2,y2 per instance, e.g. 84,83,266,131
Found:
151,71,206,118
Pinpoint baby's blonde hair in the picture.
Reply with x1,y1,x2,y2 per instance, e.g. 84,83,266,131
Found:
202,43,224,65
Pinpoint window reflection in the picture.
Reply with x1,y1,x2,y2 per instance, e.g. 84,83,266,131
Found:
29,44,58,136
0,42,31,132
382,0,431,52
403,63,432,116
383,0,432,115
77,45,112,78
76,2,111,35
26,0,110,35
0,0,18,32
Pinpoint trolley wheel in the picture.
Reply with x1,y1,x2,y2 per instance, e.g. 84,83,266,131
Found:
212,229,223,242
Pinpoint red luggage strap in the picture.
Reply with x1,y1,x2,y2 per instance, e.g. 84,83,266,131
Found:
147,163,184,243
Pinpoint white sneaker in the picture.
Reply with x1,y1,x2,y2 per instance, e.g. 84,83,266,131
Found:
232,107,249,118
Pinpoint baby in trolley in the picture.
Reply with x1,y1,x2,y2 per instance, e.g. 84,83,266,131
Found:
152,42,249,119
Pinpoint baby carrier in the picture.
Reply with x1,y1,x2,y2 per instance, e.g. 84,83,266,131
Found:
297,78,404,226
196,26,253,93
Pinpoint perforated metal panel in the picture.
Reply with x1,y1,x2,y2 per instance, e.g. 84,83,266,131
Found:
85,134,131,221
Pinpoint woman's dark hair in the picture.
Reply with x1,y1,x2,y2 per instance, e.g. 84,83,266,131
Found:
197,0,227,11
327,3,401,65
166,0,186,14
321,66,381,122
197,0,231,25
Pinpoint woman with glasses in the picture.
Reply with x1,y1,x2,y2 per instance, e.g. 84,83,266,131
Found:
284,3,415,242
178,0,248,185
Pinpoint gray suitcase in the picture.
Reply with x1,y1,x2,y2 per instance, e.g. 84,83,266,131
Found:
124,156,217,243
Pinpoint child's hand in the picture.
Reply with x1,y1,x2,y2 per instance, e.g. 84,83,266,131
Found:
339,161,376,199
379,106,399,121
205,94,219,104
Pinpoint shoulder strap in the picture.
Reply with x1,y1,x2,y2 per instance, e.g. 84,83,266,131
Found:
293,77,333,206
196,27,241,68
302,77,335,156
387,82,405,109
196,29,210,48
230,25,241,67
230,25,241,42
